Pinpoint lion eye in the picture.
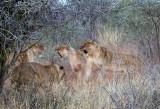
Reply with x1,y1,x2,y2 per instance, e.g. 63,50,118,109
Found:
83,43,86,46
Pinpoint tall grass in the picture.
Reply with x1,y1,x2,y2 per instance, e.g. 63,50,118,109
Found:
1,72,160,109
96,26,144,58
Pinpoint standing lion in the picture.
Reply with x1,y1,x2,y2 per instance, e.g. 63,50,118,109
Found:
80,40,142,79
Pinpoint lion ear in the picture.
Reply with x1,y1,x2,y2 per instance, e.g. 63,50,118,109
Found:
66,46,70,51
89,40,94,43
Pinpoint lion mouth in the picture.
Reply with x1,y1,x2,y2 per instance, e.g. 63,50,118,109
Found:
58,53,63,58
83,50,88,54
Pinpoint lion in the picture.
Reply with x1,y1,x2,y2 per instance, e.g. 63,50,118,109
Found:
56,45,86,81
6,43,44,67
80,40,142,78
25,43,45,62
12,62,65,88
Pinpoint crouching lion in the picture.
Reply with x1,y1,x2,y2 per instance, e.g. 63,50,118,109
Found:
12,62,65,88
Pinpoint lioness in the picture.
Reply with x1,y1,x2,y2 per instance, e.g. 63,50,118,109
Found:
6,43,45,67
80,40,141,78
12,62,65,88
56,45,86,81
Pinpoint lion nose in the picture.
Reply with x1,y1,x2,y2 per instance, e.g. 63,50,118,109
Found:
83,50,88,54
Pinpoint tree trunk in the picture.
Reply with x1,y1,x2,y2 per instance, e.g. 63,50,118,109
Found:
0,60,6,94
0,44,7,94
155,23,160,62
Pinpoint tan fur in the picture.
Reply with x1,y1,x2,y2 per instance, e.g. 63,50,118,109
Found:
12,62,65,88
26,43,45,62
56,45,86,81
6,43,44,66
80,40,141,78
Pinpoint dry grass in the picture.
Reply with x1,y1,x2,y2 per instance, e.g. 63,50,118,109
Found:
97,26,125,46
96,26,144,59
1,72,160,109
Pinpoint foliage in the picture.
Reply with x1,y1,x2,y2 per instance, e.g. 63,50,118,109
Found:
101,0,160,62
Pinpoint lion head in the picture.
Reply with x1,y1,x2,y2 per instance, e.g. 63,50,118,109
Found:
80,40,98,56
31,43,45,56
55,45,70,59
